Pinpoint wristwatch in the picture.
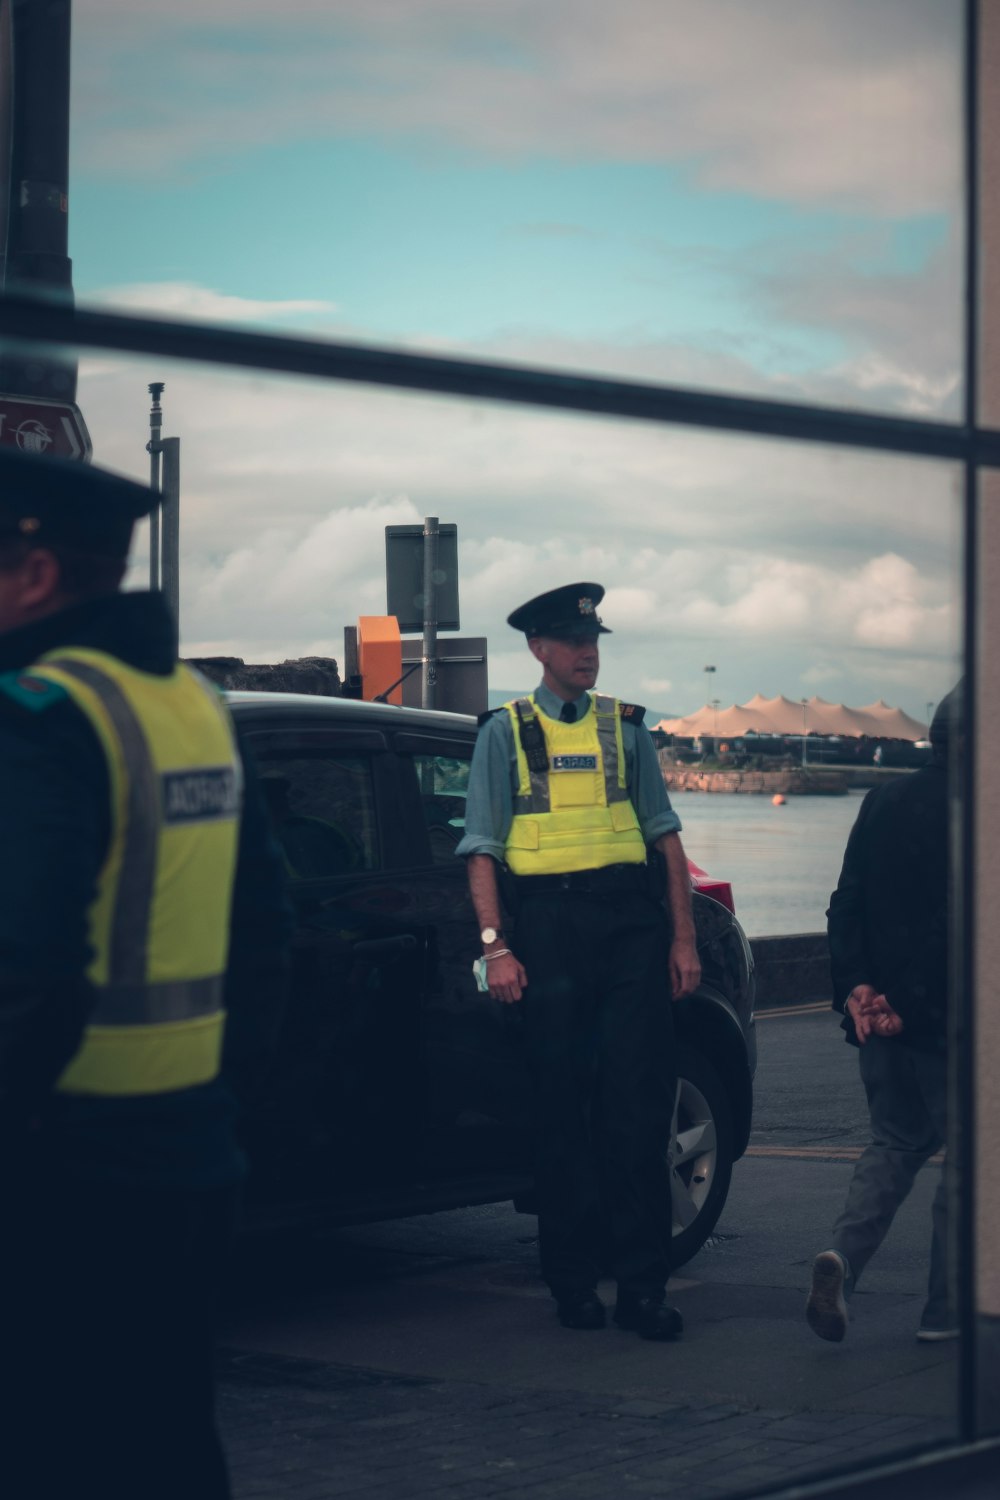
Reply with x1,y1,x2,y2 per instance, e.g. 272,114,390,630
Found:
480,926,503,946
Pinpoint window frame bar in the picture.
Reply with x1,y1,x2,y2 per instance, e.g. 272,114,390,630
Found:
1,291,997,467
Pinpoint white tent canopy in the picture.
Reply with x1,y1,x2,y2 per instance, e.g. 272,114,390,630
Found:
655,695,930,742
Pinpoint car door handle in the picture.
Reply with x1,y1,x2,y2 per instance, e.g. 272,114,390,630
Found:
350,935,419,958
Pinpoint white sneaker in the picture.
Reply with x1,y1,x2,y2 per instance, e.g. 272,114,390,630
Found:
807,1250,849,1342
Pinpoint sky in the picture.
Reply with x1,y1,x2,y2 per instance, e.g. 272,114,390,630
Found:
63,0,966,719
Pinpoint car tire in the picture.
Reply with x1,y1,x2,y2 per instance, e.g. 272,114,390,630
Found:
668,1042,735,1268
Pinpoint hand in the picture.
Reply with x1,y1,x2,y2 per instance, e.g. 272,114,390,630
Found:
845,985,903,1042
486,951,527,1004
846,985,878,1042
859,990,905,1038
670,936,701,999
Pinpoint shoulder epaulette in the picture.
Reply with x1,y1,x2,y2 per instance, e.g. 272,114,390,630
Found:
477,707,501,728
0,671,70,713
618,701,646,726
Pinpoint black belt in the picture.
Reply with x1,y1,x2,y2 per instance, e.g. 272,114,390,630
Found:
513,864,649,895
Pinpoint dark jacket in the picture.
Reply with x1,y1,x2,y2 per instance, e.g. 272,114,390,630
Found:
0,590,293,1185
826,694,956,1054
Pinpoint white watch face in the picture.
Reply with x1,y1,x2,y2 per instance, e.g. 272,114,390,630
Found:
480,927,499,945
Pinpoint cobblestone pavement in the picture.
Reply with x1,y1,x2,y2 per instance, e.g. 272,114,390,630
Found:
217,1348,950,1500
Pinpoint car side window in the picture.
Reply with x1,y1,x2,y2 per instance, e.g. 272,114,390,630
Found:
411,752,472,865
258,754,379,879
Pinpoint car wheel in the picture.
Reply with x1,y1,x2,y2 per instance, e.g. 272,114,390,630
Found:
668,1042,735,1267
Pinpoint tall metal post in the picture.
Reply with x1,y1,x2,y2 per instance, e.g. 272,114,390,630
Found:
421,515,439,710
0,0,77,401
800,699,808,767
160,435,180,648
147,382,163,590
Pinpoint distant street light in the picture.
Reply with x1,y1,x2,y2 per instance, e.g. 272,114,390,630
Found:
704,665,716,703
926,700,934,734
800,698,808,767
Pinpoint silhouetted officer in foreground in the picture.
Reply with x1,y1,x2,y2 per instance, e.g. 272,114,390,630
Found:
0,451,291,1499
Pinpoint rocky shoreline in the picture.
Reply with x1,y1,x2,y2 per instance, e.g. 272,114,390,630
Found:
659,763,849,795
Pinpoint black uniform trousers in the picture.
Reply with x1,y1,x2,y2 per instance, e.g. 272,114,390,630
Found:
1,1149,238,1500
513,879,675,1299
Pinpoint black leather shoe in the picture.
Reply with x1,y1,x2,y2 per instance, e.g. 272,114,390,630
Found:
614,1295,683,1341
555,1291,606,1330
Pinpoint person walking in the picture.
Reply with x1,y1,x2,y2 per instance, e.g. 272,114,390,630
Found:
0,450,291,1499
457,582,701,1339
806,688,958,1345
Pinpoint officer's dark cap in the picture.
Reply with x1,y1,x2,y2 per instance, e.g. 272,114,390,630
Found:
0,449,155,558
507,582,612,638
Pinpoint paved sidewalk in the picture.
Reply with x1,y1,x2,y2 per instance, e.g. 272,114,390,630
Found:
218,1348,951,1500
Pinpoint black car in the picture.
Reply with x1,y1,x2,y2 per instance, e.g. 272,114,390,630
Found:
231,691,757,1267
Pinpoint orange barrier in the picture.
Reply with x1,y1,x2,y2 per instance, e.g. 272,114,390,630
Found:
357,615,403,705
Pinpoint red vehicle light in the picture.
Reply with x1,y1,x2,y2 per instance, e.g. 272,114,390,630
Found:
686,859,735,914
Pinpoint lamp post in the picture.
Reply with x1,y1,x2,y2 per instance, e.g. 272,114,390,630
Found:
800,698,808,767
711,697,720,741
704,665,716,704
926,700,934,735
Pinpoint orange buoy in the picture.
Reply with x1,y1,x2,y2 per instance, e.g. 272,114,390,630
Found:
772,793,786,806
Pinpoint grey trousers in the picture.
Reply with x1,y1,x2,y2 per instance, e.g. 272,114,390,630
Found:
832,1037,948,1321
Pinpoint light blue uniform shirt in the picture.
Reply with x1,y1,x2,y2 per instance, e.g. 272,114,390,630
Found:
455,682,682,864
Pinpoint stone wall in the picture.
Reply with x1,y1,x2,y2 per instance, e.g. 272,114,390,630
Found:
661,763,848,796
750,932,830,1008
188,655,342,696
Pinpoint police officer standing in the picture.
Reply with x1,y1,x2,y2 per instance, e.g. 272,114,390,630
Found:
457,583,700,1338
0,451,291,1498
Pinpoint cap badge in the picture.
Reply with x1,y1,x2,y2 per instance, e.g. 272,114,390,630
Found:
578,597,595,615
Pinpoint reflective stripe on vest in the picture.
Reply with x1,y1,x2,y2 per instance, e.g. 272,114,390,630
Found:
30,651,241,1097
511,694,629,814
503,693,646,876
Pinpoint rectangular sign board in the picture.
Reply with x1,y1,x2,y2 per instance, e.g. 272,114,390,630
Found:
0,395,92,460
400,637,487,716
386,523,460,632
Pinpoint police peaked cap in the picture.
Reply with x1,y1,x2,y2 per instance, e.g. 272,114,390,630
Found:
0,448,156,557
507,582,612,637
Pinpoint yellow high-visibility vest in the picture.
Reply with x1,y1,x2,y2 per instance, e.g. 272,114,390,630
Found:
28,647,242,1097
503,694,647,876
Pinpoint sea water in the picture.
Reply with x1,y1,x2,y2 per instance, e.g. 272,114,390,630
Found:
675,788,868,937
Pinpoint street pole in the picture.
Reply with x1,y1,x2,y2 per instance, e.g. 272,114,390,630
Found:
147,382,163,590
0,0,77,401
160,435,180,649
800,699,808,767
421,516,439,710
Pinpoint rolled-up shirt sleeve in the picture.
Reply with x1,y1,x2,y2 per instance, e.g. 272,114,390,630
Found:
626,722,682,844
455,713,516,862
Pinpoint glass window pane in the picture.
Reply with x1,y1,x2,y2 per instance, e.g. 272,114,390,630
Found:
8,340,968,1489
411,752,471,863
71,1,964,419
259,753,379,877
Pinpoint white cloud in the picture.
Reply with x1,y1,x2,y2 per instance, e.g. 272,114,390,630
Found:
801,664,844,686
79,319,961,718
89,282,337,325
74,1,961,218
